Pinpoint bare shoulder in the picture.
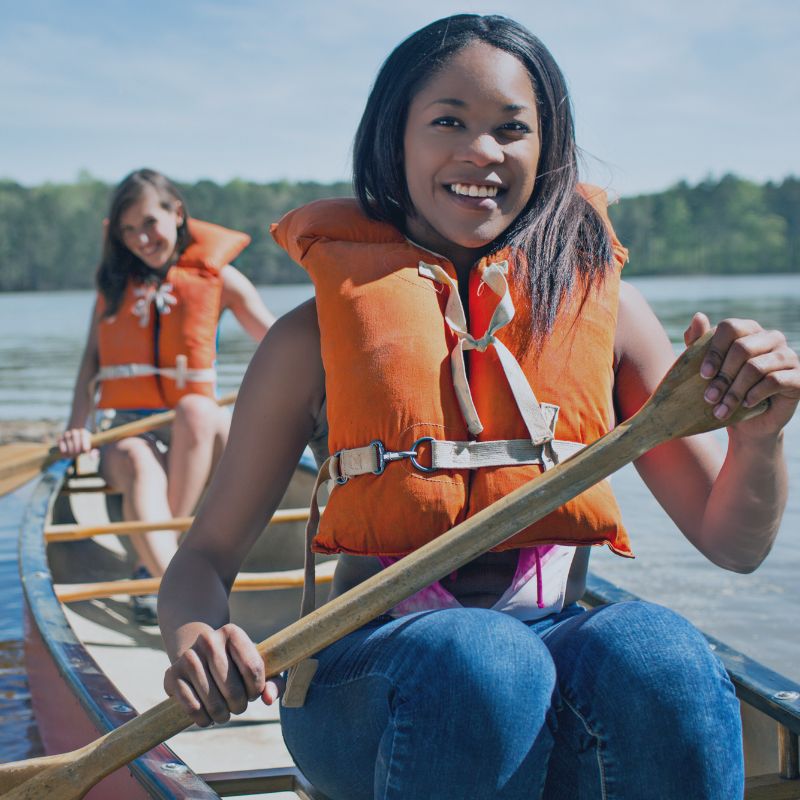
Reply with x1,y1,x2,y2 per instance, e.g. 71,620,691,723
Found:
219,264,254,300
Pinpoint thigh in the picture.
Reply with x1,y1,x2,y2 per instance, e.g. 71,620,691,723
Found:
99,434,167,489
541,601,743,800
281,608,558,800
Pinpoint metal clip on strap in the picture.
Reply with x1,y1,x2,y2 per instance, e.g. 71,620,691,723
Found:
331,437,436,484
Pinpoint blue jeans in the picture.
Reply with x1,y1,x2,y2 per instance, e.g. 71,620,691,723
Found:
280,601,743,800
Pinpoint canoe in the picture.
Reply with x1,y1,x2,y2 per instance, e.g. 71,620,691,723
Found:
16,457,800,799
20,455,332,800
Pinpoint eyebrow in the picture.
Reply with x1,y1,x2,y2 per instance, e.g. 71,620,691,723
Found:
426,98,529,112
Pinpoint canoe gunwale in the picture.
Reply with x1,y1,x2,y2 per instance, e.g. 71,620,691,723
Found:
18,460,222,800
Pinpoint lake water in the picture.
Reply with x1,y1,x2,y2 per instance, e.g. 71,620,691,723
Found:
0,275,799,765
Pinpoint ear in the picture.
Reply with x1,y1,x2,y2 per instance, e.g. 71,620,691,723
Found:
175,202,185,227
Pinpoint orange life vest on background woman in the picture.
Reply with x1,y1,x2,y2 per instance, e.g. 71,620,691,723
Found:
96,219,250,410
271,187,632,558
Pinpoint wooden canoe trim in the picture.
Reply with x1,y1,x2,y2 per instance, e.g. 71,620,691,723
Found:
779,726,800,780
55,561,336,603
743,773,800,799
44,506,317,542
200,766,329,799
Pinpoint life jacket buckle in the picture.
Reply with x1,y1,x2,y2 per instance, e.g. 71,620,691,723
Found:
408,436,437,473
371,440,418,475
370,438,439,475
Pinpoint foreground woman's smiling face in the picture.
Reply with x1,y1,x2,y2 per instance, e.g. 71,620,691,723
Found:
403,41,540,270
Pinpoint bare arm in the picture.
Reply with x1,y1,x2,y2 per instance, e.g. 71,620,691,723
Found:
614,281,799,572
58,302,102,456
158,298,324,725
220,264,277,341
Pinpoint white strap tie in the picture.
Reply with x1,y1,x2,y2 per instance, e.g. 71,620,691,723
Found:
96,361,216,384
418,261,553,445
132,283,177,327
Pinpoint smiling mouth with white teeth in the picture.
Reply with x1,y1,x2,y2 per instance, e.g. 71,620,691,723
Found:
448,183,500,198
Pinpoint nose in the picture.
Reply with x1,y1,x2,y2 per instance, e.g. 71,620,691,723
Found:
457,132,504,166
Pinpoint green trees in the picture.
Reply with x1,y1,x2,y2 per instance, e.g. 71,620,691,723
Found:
0,173,797,290
609,174,793,275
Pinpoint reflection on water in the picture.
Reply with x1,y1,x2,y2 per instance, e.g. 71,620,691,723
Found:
623,275,800,348
0,488,44,762
0,641,43,761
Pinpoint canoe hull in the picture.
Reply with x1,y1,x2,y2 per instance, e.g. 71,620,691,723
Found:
23,595,151,800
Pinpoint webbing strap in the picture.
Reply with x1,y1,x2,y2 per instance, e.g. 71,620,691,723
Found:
431,438,583,469
418,261,553,445
329,435,583,482
300,458,333,618
96,361,216,388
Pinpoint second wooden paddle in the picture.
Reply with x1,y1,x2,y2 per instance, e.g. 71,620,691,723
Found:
0,392,238,497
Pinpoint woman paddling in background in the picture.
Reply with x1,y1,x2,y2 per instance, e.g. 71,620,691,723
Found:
159,16,799,800
59,168,275,625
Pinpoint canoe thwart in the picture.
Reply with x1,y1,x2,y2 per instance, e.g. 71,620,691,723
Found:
55,561,336,603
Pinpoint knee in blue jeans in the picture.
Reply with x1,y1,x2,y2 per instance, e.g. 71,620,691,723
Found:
550,601,739,743
392,609,557,725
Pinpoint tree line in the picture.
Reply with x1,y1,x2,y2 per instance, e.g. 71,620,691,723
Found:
0,172,797,291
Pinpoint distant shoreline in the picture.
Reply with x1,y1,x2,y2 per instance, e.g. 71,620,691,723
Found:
0,419,62,444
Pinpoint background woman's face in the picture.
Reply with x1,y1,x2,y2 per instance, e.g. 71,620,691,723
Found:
118,185,183,270
403,41,540,266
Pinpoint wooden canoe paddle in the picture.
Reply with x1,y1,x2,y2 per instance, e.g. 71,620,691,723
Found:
0,392,238,498
0,332,770,799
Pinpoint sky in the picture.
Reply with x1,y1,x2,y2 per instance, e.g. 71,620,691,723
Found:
1,0,798,198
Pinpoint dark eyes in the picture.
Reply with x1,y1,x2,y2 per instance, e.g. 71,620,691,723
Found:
500,121,531,133
430,117,531,136
431,116,462,128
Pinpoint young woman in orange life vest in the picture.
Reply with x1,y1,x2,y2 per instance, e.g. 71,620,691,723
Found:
158,16,800,800
58,169,275,624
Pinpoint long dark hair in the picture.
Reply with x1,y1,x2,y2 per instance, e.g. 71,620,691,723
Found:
353,14,613,344
96,169,192,317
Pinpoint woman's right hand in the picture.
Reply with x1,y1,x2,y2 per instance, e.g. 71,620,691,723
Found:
57,427,94,457
163,623,282,727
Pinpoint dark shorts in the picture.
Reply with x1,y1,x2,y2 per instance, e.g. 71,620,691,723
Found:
95,409,172,455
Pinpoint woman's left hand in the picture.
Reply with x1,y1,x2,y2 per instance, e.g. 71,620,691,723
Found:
684,313,800,438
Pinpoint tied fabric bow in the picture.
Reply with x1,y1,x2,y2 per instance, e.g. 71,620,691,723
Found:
132,283,177,327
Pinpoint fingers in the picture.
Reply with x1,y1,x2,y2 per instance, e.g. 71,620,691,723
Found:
57,428,93,456
224,625,267,703
262,675,286,706
683,312,711,346
164,624,263,728
699,319,794,419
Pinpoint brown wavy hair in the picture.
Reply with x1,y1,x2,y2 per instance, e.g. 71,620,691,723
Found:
96,169,192,317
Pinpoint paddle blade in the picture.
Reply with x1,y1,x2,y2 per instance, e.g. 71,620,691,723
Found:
0,443,52,497
0,754,72,796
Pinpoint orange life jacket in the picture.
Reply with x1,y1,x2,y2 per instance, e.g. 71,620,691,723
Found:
271,187,632,558
95,219,250,410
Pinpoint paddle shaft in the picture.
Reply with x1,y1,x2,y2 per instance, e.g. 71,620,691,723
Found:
0,332,768,799
0,392,238,485
55,562,336,603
